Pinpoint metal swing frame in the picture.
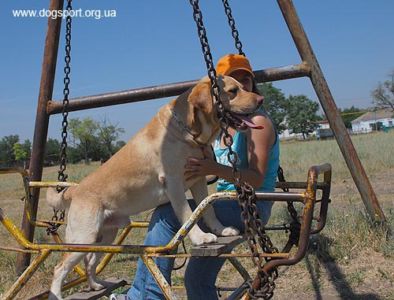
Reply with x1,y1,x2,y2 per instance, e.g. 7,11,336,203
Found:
0,0,387,298
1,163,331,299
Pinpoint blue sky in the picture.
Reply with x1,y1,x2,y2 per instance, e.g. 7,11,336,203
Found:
1,1,393,142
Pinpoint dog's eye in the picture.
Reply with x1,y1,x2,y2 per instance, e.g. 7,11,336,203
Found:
227,87,238,95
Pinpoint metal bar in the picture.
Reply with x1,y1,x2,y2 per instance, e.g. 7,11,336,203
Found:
245,164,332,294
0,246,38,254
0,167,29,177
275,181,328,190
31,226,137,300
46,63,310,114
29,181,78,188
255,192,304,202
0,188,306,254
277,0,386,224
16,0,64,274
141,256,177,300
31,275,88,300
145,253,288,259
310,165,332,234
0,189,295,256
248,165,321,293
2,250,51,300
228,257,251,281
51,234,86,277
95,223,135,275
0,169,55,228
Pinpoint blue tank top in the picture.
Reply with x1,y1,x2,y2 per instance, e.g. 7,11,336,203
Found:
213,128,279,192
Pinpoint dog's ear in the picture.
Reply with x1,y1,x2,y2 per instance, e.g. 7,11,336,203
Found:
186,81,213,135
188,81,212,113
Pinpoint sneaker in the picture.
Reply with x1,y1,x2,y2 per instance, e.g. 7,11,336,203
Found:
109,293,128,300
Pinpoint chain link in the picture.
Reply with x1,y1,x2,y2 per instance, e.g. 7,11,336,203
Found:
58,0,72,186
189,1,278,297
277,166,301,248
47,0,72,235
278,166,298,222
221,0,245,56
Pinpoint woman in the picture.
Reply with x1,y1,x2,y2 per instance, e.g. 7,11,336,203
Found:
122,54,279,300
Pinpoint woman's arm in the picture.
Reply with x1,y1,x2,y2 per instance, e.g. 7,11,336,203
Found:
185,114,276,189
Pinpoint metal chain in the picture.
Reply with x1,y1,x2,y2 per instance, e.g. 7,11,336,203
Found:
238,183,279,299
189,0,239,178
277,166,301,248
189,1,278,297
47,0,72,235
278,166,298,221
58,0,72,185
221,0,245,56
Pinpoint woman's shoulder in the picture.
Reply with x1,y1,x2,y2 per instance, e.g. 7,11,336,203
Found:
251,111,274,131
247,111,277,146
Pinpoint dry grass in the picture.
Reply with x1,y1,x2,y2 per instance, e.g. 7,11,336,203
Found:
280,130,394,182
1,131,394,299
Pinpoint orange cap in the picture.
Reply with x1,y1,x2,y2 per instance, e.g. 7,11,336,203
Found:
216,54,254,77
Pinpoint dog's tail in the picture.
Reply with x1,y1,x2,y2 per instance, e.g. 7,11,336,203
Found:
46,187,72,210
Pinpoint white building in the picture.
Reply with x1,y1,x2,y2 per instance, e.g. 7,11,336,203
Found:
351,110,394,133
317,120,330,130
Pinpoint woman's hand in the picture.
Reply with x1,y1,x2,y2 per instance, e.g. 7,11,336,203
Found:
184,146,219,177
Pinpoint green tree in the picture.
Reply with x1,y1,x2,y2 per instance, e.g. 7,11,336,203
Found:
340,106,364,129
22,139,31,159
13,139,31,166
372,70,394,111
286,95,320,139
45,138,61,165
0,135,19,166
67,146,83,164
13,143,28,163
98,119,125,159
114,140,126,153
68,117,99,164
257,83,287,133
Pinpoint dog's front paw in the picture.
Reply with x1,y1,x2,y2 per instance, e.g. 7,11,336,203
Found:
86,282,106,291
220,226,240,237
191,232,217,246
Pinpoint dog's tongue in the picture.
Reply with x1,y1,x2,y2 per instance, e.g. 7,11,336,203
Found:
238,115,264,129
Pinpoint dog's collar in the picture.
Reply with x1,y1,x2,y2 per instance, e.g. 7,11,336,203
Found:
158,107,208,147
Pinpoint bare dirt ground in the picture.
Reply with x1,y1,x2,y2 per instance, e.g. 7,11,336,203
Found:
249,169,394,300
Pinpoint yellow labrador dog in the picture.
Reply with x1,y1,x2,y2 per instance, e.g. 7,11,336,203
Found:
46,76,263,299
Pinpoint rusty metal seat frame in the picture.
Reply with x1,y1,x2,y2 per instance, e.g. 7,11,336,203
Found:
0,163,331,300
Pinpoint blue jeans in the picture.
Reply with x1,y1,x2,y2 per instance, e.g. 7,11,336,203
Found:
127,199,273,300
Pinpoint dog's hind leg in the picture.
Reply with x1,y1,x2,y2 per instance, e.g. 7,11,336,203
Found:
49,205,103,300
84,227,118,291
49,252,87,300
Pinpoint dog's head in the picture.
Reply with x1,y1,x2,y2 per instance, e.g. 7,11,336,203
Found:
187,76,264,139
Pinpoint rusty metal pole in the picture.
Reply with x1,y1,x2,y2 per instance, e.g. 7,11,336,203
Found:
46,63,311,114
16,0,64,274
277,0,386,224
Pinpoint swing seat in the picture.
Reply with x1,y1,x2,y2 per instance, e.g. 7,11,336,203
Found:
63,278,129,300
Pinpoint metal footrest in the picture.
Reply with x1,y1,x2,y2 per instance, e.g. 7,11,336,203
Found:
190,235,245,256
63,278,128,300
